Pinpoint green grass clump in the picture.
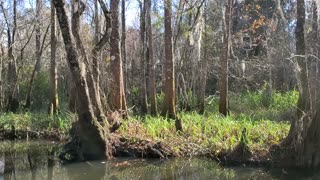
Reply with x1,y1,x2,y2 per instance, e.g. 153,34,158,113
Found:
0,112,74,134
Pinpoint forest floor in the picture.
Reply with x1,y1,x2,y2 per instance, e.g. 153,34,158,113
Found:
0,90,297,166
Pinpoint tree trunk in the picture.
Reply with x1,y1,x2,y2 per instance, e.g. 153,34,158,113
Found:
6,0,19,112
121,0,128,98
94,0,113,114
68,81,77,113
310,1,318,108
139,0,148,114
71,0,107,122
91,0,103,117
110,0,127,113
146,0,157,116
0,45,3,110
48,0,59,115
162,0,182,132
199,5,208,114
54,0,111,162
93,0,101,98
219,0,232,116
294,0,310,118
284,0,320,168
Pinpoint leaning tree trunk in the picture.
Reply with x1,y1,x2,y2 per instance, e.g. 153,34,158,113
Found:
162,0,182,132
219,0,231,116
54,0,111,162
48,0,59,115
110,0,127,113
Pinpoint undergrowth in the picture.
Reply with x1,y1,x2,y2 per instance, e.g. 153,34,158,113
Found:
0,91,297,155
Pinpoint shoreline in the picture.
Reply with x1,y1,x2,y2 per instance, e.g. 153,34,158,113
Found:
0,129,284,168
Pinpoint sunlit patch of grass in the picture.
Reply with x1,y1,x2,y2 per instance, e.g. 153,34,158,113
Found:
118,111,290,156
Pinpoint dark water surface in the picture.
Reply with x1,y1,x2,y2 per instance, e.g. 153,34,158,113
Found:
0,140,318,180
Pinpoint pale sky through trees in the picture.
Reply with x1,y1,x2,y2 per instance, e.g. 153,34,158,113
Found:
1,0,138,27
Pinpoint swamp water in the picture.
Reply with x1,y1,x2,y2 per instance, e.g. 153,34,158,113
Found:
0,140,318,180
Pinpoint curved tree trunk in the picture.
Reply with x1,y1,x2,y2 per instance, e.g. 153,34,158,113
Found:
54,0,111,162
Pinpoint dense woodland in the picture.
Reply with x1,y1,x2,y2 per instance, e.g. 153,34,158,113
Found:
0,0,320,168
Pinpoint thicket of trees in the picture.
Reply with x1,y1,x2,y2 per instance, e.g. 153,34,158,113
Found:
1,0,320,167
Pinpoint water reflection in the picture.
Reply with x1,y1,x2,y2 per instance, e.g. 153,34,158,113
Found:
0,140,319,180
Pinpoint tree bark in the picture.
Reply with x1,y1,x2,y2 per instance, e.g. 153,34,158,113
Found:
54,0,111,162
146,0,157,116
219,0,232,116
110,0,128,113
162,0,182,132
48,0,59,115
